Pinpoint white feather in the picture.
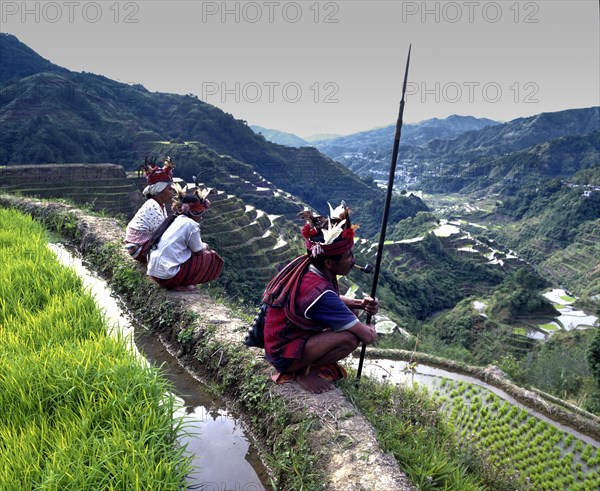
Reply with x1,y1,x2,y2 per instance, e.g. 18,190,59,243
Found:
196,186,212,200
171,182,185,196
328,201,346,220
321,218,346,245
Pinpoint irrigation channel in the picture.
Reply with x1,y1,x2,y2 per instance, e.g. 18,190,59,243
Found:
50,243,270,491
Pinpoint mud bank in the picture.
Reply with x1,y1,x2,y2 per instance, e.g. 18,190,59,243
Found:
0,194,413,491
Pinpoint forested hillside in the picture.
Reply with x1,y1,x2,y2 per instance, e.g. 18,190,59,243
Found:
0,33,429,235
316,105,599,194
491,174,600,299
421,131,600,194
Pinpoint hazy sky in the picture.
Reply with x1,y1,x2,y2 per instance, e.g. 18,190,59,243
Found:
3,1,599,137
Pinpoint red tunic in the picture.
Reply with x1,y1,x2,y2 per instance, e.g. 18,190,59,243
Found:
264,270,338,372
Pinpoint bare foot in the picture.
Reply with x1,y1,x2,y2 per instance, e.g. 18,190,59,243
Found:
296,368,334,394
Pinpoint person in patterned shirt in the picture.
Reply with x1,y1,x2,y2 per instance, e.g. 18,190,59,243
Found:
125,158,175,262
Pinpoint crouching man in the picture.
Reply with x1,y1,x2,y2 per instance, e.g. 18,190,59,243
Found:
262,202,378,394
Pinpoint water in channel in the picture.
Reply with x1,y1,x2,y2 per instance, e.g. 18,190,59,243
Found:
50,244,270,490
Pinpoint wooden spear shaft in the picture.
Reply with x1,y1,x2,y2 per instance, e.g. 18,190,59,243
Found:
356,44,412,382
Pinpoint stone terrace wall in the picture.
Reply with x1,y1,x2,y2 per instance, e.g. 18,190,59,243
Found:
0,164,143,217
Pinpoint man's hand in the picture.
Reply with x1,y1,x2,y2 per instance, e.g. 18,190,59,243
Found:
361,296,379,316
349,322,377,344
341,296,380,316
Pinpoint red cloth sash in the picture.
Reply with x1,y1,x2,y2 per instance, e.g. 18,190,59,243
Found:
153,250,224,289
264,263,340,365
262,255,309,307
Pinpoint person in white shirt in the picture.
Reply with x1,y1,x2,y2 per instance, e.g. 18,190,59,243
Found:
147,193,224,291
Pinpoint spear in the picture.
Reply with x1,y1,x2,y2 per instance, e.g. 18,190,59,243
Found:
356,44,412,382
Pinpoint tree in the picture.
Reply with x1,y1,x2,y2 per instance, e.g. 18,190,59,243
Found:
587,328,600,387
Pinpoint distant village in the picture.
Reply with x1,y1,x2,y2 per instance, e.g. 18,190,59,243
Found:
564,181,600,197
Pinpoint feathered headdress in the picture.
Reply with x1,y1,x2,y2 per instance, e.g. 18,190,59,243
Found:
143,156,175,185
298,200,359,257
171,174,213,216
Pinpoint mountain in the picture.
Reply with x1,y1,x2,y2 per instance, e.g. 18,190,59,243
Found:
315,107,599,195
0,33,68,83
0,34,427,236
398,108,600,192
314,115,500,176
304,133,341,143
489,170,600,298
250,125,308,147
424,130,600,194
407,107,599,164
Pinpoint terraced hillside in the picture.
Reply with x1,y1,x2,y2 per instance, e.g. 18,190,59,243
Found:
201,190,305,298
0,164,143,217
359,219,519,283
539,219,600,298
0,161,308,304
142,140,414,237
348,220,511,323
487,179,600,299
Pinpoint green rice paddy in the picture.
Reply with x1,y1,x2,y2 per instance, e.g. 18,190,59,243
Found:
560,295,577,303
540,323,559,331
434,378,600,490
0,209,191,489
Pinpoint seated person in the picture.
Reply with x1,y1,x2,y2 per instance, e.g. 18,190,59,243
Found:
262,202,378,394
146,186,224,291
125,157,175,262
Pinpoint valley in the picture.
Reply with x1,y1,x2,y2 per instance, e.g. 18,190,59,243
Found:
420,193,598,333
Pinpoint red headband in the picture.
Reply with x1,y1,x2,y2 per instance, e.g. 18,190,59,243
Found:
302,224,355,257
145,158,175,185
146,170,173,185
173,198,210,216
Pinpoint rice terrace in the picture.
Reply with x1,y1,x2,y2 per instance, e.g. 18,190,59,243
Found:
0,208,191,488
